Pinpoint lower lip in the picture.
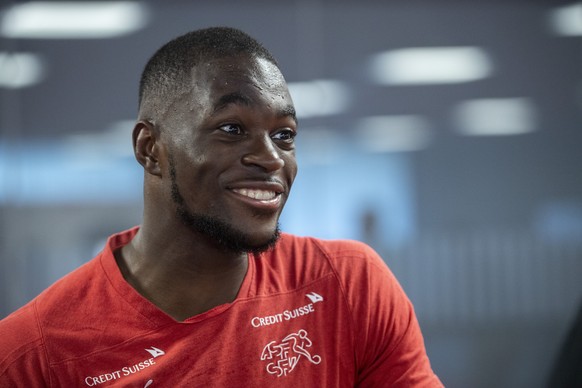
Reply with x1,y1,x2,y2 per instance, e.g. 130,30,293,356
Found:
229,190,283,211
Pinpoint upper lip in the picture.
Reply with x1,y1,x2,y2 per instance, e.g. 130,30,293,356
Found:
226,179,285,194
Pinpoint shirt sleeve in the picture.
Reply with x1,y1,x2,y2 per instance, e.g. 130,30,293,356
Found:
327,240,443,387
0,303,51,387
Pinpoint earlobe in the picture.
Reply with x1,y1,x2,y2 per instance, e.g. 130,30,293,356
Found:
133,120,163,176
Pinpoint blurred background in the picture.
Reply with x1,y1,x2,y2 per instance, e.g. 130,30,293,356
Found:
0,0,581,386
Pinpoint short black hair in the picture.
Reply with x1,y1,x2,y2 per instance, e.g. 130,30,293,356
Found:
138,27,278,120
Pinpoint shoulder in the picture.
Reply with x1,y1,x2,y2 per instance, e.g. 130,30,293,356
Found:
0,299,49,382
0,300,43,361
34,257,102,319
22,228,136,329
0,256,101,359
0,257,100,334
264,233,389,290
274,234,412,330
0,256,107,383
276,232,378,259
261,235,443,386
278,233,387,274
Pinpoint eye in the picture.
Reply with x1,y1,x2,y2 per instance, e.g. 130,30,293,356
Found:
272,129,297,143
218,123,243,135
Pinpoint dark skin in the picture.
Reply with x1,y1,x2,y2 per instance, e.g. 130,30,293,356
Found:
114,55,298,321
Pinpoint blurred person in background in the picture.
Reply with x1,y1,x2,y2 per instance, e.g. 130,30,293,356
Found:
0,27,441,387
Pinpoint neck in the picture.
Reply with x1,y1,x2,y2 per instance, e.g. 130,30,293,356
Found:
115,224,249,321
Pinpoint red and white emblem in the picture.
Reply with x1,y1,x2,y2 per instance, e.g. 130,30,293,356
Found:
260,329,322,377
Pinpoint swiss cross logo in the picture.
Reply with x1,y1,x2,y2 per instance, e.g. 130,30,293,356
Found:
260,329,321,377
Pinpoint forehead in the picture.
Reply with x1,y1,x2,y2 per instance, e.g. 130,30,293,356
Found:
189,55,293,114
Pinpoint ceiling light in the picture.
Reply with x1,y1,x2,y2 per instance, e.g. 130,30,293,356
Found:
355,115,432,152
549,3,582,36
287,80,350,118
0,52,44,88
64,119,135,157
453,98,537,136
1,2,148,39
370,47,493,85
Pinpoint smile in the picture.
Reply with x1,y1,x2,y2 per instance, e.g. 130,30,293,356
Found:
231,188,279,201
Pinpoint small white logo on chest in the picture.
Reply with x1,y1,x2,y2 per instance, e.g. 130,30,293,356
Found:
250,292,324,328
306,292,324,303
145,347,165,358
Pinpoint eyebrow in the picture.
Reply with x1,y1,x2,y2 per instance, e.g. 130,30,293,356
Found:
213,92,252,113
213,92,298,125
280,105,298,125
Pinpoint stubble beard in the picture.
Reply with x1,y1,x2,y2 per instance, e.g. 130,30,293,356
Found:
168,155,281,254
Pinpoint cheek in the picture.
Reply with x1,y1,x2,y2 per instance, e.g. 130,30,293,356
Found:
181,143,215,175
170,151,213,192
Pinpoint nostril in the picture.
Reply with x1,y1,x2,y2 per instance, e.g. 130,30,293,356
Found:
241,151,285,172
241,137,285,171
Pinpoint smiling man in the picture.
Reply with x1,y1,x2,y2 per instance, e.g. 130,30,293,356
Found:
0,27,442,387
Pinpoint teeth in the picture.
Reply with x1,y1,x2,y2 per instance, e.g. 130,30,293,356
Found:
233,188,277,200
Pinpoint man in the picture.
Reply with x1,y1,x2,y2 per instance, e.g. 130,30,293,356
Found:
0,27,442,387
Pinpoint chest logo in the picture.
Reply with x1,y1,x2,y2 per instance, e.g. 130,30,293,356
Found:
145,347,165,358
306,292,324,303
260,329,321,377
83,346,164,386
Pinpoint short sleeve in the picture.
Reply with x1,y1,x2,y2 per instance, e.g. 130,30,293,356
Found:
0,303,51,387
326,241,443,387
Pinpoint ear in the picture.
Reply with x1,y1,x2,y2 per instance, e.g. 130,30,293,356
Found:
133,120,163,176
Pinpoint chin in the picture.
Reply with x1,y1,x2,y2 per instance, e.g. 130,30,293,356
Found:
243,229,281,254
218,221,282,254
175,201,281,254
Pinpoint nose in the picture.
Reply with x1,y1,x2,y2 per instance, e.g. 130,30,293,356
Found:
241,134,285,172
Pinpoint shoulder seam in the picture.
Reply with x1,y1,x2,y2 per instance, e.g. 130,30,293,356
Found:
0,340,43,376
33,299,52,386
309,238,361,373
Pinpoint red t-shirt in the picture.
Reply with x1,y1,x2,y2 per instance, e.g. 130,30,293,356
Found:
0,227,442,387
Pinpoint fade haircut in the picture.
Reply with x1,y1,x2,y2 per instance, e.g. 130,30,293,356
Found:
138,27,279,121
